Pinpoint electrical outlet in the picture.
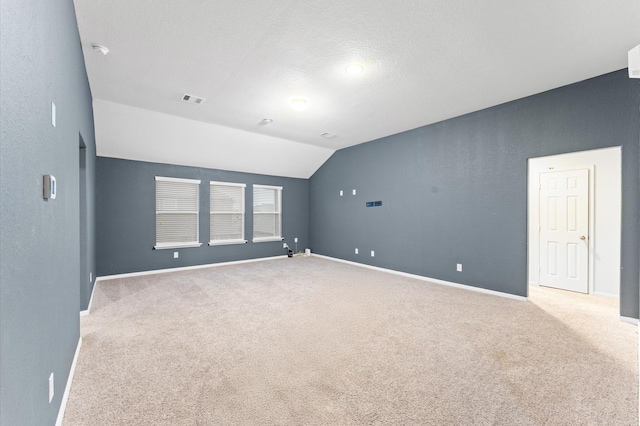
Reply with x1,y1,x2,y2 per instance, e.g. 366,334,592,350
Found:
89,272,92,282
457,263,462,272
48,373,54,403
352,189,356,195
371,250,375,257
340,190,343,196
173,252,179,259
51,102,56,127
355,248,358,254
294,237,298,243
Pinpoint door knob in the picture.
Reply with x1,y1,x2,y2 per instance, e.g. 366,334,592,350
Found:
580,235,586,240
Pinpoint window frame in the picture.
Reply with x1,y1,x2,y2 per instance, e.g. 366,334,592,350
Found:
154,176,202,250
209,181,247,246
252,184,283,243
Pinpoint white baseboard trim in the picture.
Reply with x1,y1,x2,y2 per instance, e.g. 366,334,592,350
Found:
593,291,620,299
620,316,639,325
55,336,82,426
79,282,97,316
96,255,288,282
314,254,528,301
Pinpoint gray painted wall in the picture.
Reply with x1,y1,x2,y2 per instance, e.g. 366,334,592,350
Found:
96,158,309,276
310,70,639,319
0,0,96,424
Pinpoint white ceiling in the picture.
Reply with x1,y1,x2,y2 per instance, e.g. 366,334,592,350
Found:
73,0,639,178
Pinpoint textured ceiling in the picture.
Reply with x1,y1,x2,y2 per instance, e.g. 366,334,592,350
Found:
73,0,639,177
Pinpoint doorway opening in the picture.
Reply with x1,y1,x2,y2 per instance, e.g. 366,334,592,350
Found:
527,147,621,312
79,135,88,311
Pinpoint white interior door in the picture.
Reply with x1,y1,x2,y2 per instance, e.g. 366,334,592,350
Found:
539,169,589,293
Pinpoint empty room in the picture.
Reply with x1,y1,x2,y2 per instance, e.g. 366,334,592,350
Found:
1,0,639,425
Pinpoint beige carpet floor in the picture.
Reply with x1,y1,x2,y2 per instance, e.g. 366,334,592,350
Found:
63,256,638,425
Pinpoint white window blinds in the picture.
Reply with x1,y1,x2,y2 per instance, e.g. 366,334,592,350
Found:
155,176,202,249
253,185,282,242
210,181,246,245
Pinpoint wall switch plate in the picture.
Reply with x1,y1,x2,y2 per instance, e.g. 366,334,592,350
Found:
371,250,375,257
355,248,358,254
457,263,462,272
294,237,298,243
340,190,343,196
48,373,54,403
51,102,56,127
352,189,356,195
90,272,92,282
173,252,179,259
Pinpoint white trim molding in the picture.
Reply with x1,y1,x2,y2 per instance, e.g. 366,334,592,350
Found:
55,337,82,426
209,239,247,246
253,184,283,191
79,282,97,316
252,237,284,243
593,291,620,299
154,176,201,184
153,242,203,250
620,316,639,325
96,255,287,282
314,254,528,302
210,181,246,188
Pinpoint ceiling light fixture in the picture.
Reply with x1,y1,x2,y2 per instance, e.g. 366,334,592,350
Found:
321,132,337,139
261,118,274,124
291,98,308,111
91,43,109,55
346,64,363,75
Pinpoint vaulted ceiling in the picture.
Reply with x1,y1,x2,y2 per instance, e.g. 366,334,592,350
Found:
73,0,639,178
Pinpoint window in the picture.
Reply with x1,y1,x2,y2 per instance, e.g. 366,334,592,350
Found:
154,176,202,249
253,185,282,242
209,181,246,245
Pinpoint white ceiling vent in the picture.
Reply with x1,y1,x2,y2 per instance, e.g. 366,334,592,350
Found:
181,94,206,104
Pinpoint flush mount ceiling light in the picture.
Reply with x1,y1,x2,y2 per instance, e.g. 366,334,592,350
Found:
291,98,308,111
261,118,274,124
321,132,337,139
91,43,109,55
345,63,364,75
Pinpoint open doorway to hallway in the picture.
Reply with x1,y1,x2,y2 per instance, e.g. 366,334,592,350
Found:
79,135,88,311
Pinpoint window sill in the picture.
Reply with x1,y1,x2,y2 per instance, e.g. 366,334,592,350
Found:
209,240,248,246
252,237,284,243
154,242,203,250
